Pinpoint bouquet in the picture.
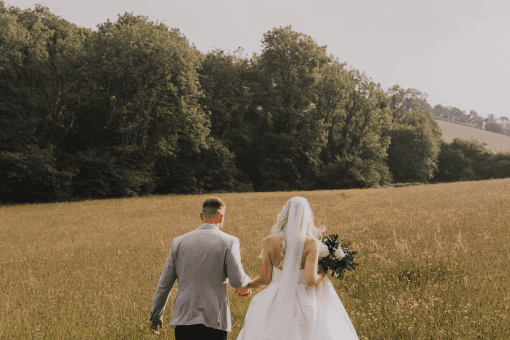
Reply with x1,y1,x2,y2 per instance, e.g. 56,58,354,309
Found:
318,234,358,279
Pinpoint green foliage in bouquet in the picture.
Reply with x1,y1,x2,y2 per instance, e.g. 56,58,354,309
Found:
319,234,358,279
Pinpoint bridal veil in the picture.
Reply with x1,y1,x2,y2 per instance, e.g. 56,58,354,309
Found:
262,197,316,339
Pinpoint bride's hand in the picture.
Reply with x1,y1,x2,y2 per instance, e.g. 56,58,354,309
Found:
235,288,252,298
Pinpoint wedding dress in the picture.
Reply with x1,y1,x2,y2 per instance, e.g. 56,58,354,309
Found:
237,197,359,340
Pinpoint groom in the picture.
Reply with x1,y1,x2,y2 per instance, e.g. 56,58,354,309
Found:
148,197,252,339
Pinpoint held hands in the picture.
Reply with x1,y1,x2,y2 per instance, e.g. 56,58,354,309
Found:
234,287,252,298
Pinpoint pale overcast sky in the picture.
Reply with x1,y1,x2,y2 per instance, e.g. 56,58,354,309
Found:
5,0,510,119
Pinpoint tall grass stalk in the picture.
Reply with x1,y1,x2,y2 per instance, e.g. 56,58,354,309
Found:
1,180,509,339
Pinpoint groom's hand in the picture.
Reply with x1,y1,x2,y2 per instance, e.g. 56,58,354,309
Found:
149,319,163,335
235,287,252,298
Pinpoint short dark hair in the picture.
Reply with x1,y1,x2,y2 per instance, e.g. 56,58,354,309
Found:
202,197,226,217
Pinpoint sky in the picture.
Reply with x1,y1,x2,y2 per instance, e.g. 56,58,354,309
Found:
5,0,510,119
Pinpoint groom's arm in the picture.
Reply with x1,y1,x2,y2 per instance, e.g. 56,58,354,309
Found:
148,240,178,322
225,237,251,289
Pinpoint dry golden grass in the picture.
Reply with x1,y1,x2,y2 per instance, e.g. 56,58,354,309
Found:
1,179,510,339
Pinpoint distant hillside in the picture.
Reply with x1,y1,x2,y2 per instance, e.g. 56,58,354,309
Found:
434,119,510,153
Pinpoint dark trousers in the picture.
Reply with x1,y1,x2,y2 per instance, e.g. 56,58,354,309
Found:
175,324,228,340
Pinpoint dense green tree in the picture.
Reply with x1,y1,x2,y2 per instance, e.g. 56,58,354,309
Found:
257,26,331,134
0,4,89,151
0,7,252,201
240,26,331,190
154,136,253,194
0,145,73,202
68,147,155,198
197,48,293,193
247,133,311,191
311,59,350,162
63,13,208,154
386,87,442,182
387,123,441,182
8,3,507,201
437,138,510,182
436,141,475,182
487,152,510,178
322,70,392,188
197,48,266,179
198,49,256,139
387,85,429,124
59,13,218,196
436,138,491,182
0,3,89,201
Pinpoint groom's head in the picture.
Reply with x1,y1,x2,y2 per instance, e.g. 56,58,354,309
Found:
201,197,226,228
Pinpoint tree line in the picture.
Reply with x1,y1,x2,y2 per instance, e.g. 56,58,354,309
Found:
431,105,510,135
1,4,509,203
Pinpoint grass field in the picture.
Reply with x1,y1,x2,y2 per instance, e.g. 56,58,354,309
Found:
435,119,510,153
1,179,510,339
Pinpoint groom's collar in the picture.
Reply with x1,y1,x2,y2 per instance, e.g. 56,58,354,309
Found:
198,223,220,230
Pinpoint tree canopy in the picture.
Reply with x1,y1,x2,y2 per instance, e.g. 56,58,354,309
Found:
1,5,509,203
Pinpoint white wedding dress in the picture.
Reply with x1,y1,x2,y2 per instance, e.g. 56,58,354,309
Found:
237,197,359,340
236,264,359,340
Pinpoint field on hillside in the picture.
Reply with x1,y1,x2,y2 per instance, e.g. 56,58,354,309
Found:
1,180,510,339
435,119,510,153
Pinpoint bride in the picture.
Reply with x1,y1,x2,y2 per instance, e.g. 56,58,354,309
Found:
235,197,359,340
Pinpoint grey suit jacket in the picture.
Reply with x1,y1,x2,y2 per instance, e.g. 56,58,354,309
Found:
149,223,251,331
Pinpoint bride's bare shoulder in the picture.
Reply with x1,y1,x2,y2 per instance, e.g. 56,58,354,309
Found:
304,237,319,250
264,234,282,249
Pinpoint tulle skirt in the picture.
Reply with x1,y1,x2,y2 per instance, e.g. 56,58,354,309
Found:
237,268,358,340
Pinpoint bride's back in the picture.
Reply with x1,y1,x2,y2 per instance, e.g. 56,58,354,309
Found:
265,234,318,271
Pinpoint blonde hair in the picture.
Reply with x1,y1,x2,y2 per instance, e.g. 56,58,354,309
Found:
270,197,325,255
202,197,226,218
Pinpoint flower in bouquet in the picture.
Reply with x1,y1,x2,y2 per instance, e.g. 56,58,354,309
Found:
318,234,358,279
334,246,345,260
